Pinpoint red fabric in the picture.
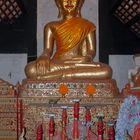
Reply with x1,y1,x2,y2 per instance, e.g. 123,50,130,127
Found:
36,124,43,140
132,122,140,140
49,117,55,135
74,102,79,119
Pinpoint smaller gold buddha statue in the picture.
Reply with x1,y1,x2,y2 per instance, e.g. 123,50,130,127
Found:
132,68,140,87
128,54,140,87
25,0,112,80
123,54,140,97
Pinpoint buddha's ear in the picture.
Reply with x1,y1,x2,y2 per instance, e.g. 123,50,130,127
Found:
55,0,62,18
81,0,85,7
77,0,85,17
78,0,85,9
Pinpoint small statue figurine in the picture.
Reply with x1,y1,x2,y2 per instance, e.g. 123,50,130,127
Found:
25,0,112,80
19,128,26,140
132,67,140,87
128,54,140,87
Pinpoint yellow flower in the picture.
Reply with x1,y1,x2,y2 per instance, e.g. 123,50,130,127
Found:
86,84,96,96
59,84,69,96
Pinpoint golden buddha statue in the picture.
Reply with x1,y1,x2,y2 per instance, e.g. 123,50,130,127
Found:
25,0,112,80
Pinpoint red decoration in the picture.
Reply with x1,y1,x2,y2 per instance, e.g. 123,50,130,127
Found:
20,99,23,133
97,117,104,140
62,108,67,126
73,101,79,139
16,89,19,140
49,116,55,140
86,108,92,140
108,124,115,140
36,124,43,140
86,108,91,122
61,108,67,140
74,101,79,119
61,127,66,140
73,119,79,139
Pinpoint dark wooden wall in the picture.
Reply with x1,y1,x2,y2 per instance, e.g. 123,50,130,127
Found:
0,0,37,62
99,0,140,64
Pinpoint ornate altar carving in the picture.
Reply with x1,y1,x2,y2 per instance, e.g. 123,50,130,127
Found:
20,79,122,140
0,79,14,97
0,79,19,140
21,79,119,98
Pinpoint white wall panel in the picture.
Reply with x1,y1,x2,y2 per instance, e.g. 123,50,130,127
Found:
0,54,27,85
109,55,135,91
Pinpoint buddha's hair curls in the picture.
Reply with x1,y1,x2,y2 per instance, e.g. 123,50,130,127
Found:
55,0,85,18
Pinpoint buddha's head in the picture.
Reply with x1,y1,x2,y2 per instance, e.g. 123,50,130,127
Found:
55,0,85,18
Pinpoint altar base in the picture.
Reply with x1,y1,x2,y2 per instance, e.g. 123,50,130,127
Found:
20,79,122,140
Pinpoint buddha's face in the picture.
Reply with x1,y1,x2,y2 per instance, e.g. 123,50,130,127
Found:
60,0,79,14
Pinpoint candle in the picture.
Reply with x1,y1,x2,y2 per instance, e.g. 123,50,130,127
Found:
49,115,55,140
62,106,67,126
86,108,91,122
73,118,79,139
15,88,19,140
73,99,80,139
97,114,104,140
36,124,43,140
86,108,91,140
108,123,115,140
20,99,23,133
73,99,80,119
61,106,67,140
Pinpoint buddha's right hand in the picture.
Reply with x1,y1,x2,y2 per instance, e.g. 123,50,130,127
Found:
36,54,50,76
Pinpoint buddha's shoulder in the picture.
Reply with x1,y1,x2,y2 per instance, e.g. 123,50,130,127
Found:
80,18,96,27
44,20,63,29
